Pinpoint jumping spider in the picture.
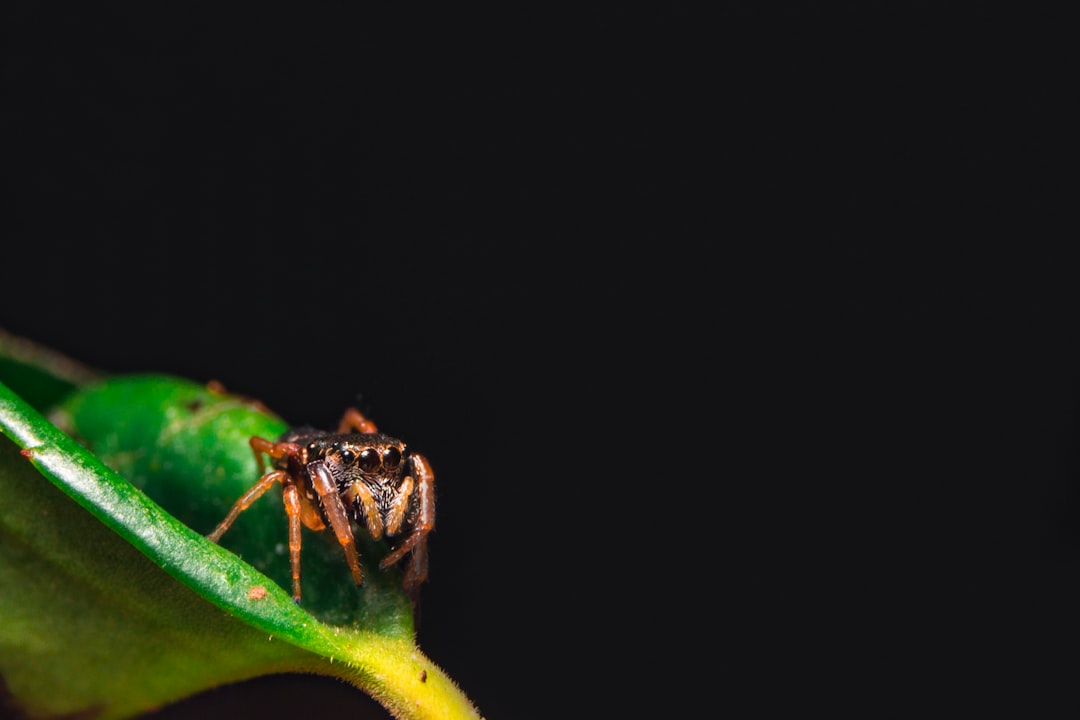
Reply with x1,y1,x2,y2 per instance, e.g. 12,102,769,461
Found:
208,407,434,603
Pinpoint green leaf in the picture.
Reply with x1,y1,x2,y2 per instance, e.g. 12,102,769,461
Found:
0,333,480,720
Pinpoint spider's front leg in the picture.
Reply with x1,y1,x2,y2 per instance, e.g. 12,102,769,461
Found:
207,436,301,541
307,460,365,588
209,437,319,602
380,452,435,594
207,468,287,543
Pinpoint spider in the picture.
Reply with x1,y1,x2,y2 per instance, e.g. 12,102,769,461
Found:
207,407,434,603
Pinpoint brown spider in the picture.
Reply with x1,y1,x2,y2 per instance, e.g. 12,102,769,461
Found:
208,407,434,603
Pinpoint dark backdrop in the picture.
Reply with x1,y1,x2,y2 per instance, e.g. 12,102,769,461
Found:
1,5,1072,718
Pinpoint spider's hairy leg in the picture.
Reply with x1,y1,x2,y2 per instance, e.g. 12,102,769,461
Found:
337,407,378,434
346,480,385,540
381,452,435,594
308,460,365,587
250,436,302,474
207,470,287,542
282,481,304,602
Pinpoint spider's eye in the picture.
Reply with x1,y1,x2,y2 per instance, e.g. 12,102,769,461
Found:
358,447,380,472
307,441,319,454
338,448,355,465
382,446,401,469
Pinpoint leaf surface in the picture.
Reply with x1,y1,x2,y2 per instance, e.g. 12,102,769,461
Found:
0,333,479,720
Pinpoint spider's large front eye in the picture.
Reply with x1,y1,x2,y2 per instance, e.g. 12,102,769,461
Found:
382,446,401,469
358,447,380,472
338,448,355,465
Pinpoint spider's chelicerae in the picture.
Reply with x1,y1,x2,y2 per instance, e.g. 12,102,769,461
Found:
208,407,434,603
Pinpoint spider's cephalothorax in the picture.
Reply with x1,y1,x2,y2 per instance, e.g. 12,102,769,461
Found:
207,407,434,604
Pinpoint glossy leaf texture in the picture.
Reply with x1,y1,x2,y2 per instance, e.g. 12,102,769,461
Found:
0,332,480,720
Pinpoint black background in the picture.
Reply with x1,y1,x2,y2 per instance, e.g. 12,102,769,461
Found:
1,5,1073,718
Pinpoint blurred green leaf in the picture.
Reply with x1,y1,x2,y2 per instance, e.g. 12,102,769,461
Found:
0,332,480,720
